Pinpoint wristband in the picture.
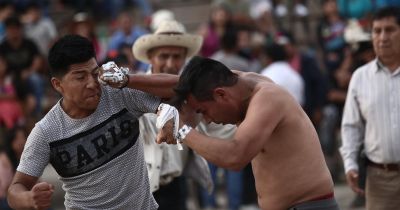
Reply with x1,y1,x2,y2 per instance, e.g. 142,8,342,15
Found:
176,124,192,143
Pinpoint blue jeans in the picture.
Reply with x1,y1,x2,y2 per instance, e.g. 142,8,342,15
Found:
200,163,243,210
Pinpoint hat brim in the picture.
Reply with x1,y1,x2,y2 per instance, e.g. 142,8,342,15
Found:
132,34,203,63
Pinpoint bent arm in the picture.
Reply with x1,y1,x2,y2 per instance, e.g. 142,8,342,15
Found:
7,172,38,209
127,73,179,99
182,90,283,171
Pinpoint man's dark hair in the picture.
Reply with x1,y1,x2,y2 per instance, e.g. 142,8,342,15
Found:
264,43,287,62
221,27,238,52
373,6,400,25
48,35,96,78
170,56,238,109
4,16,21,28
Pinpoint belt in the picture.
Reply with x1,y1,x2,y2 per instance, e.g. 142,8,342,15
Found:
367,159,400,171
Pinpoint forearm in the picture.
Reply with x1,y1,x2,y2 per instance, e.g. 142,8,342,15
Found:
184,129,246,171
7,183,33,209
127,73,179,99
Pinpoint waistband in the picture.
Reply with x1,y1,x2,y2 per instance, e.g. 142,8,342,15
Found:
307,192,334,202
288,193,338,210
367,159,400,171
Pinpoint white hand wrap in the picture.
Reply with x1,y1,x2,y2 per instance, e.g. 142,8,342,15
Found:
156,103,183,150
99,61,129,88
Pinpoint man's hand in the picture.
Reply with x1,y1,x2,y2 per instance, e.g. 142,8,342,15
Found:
98,61,129,89
345,170,365,195
156,119,177,144
29,182,54,210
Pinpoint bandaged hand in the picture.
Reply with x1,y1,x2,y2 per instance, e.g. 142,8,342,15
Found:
156,103,183,150
98,61,129,89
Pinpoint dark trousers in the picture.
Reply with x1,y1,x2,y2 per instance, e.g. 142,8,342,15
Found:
153,176,187,210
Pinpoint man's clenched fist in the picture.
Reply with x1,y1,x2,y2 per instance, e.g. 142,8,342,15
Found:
30,182,54,210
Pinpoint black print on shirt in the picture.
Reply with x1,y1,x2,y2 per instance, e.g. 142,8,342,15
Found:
49,109,139,177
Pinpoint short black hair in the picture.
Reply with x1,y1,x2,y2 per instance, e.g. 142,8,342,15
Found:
48,35,96,78
220,27,238,51
4,16,21,28
264,43,287,62
373,6,400,26
170,56,238,109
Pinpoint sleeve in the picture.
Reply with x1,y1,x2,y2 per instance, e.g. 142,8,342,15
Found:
17,125,50,177
339,70,365,173
121,88,161,114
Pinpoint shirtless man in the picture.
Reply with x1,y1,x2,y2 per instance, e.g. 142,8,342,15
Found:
162,56,339,210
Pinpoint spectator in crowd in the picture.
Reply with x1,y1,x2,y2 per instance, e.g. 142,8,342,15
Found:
108,10,149,71
198,3,233,57
0,16,45,119
277,32,327,127
0,124,28,210
340,7,400,210
69,12,102,60
260,43,304,106
317,0,351,178
0,55,24,130
132,20,238,210
0,1,14,42
22,2,58,57
211,27,249,71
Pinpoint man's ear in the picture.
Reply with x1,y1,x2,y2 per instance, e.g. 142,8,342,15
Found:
213,88,227,101
51,77,62,93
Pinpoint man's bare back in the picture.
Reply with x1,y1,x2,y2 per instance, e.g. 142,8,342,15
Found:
240,72,334,209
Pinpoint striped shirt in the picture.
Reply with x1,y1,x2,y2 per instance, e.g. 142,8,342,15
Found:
340,59,400,173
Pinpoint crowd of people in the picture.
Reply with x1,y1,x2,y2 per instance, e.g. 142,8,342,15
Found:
0,0,399,210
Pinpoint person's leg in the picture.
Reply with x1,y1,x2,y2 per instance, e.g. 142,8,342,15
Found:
200,162,218,208
153,176,187,210
366,166,400,210
226,169,243,210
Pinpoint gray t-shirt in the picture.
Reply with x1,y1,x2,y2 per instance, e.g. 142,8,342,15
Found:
17,86,160,210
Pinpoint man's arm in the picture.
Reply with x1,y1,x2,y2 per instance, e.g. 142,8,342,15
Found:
99,63,179,99
8,172,54,210
126,73,179,99
176,88,284,171
339,72,365,194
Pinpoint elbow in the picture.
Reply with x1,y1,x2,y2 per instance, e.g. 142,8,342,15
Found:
224,155,248,171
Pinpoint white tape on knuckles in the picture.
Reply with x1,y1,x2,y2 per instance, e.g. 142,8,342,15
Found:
100,61,128,85
156,103,183,150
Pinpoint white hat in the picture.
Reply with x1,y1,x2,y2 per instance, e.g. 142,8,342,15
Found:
344,19,371,43
151,9,175,32
132,20,203,63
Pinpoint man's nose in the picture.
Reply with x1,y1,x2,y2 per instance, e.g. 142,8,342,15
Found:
87,73,99,88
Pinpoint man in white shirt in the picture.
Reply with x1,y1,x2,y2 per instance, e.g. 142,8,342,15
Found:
340,6,400,210
132,20,230,210
260,43,304,105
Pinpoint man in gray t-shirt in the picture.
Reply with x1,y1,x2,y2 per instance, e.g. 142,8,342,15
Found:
7,35,176,210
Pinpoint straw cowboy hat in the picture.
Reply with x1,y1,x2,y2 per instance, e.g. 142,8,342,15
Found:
132,20,203,63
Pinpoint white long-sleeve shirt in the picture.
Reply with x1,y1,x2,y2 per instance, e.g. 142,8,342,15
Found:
340,59,400,173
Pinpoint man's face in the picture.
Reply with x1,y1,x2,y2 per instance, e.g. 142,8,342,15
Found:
52,58,101,116
186,93,237,125
372,17,400,58
148,46,187,75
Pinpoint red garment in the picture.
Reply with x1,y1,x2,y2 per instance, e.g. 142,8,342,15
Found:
0,78,24,129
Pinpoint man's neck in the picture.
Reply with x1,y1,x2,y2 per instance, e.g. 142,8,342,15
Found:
379,56,400,72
